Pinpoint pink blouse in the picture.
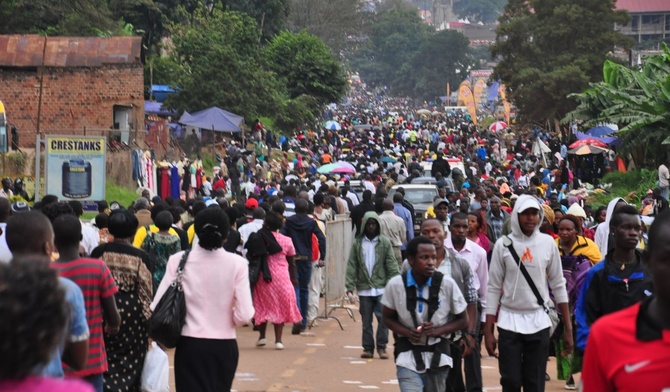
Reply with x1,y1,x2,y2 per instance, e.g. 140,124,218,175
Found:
151,245,255,339
0,377,93,392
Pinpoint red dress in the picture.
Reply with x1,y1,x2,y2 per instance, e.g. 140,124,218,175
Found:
253,232,302,325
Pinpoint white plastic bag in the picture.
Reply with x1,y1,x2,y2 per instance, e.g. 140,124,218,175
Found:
141,342,170,392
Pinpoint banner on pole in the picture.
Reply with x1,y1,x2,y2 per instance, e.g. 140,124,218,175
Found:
45,136,106,201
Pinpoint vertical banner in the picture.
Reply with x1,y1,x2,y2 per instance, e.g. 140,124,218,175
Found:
456,80,471,106
45,136,106,201
473,78,487,108
458,81,477,124
446,82,451,105
499,84,512,124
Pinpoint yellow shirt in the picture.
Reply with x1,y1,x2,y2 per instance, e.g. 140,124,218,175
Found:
133,225,179,248
556,235,603,265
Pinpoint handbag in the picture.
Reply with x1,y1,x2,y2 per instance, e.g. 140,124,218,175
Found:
502,236,560,336
148,250,189,348
140,342,170,392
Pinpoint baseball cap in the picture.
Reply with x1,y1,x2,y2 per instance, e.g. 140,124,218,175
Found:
433,198,449,208
516,195,541,213
246,198,259,209
10,202,30,214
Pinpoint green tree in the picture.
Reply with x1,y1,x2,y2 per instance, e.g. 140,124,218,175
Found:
453,0,507,24
286,0,365,54
352,5,433,89
265,31,348,106
396,29,474,99
566,46,670,165
164,9,283,119
225,0,290,42
0,0,118,35
491,0,631,123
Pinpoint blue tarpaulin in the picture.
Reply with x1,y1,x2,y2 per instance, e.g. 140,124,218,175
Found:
178,107,244,133
145,101,177,116
149,85,176,102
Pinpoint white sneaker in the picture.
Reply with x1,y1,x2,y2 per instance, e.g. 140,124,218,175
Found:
256,338,266,347
275,342,285,350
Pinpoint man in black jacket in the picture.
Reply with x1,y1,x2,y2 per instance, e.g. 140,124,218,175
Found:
281,199,327,334
350,190,376,234
431,152,451,178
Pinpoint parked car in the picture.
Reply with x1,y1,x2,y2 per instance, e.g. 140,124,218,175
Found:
410,176,456,192
337,180,365,202
388,184,439,232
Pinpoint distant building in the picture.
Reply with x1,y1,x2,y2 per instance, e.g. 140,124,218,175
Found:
616,0,670,44
0,35,144,148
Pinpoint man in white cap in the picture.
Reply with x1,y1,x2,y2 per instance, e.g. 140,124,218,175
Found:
484,194,572,391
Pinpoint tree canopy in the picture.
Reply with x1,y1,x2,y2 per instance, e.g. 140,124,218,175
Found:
566,45,670,165
266,31,348,106
352,5,473,100
491,0,631,123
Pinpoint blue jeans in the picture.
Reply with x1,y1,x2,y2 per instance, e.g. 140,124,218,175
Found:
294,259,312,328
661,186,669,201
84,373,103,392
359,295,388,352
397,366,448,392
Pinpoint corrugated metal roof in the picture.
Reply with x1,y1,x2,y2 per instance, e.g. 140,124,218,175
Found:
617,0,670,13
0,35,141,68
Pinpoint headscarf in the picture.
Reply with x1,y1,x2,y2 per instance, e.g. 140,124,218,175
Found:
541,204,555,225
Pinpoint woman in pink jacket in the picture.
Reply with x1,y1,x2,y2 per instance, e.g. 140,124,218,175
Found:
152,207,254,392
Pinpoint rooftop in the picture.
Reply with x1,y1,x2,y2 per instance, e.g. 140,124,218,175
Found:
0,35,142,68
616,0,670,13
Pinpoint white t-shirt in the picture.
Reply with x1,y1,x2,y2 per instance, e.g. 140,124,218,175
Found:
382,272,467,373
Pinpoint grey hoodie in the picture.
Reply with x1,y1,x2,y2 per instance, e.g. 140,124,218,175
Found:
486,195,568,316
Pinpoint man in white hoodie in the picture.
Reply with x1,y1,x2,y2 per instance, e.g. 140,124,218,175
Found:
484,194,572,392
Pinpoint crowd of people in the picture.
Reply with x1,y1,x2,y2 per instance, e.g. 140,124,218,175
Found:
0,88,667,392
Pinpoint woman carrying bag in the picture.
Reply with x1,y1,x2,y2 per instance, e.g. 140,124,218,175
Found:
151,207,254,392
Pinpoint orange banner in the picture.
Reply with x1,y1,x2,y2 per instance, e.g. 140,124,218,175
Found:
458,81,477,124
499,84,511,124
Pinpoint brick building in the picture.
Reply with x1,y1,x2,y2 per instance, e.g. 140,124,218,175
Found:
0,35,144,148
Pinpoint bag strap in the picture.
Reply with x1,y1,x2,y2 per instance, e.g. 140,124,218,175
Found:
177,250,190,271
503,236,546,309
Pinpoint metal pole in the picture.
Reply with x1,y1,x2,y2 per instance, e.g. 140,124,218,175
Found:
34,134,41,202
36,35,48,139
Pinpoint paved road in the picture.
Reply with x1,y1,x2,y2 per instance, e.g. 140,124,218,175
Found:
166,303,575,391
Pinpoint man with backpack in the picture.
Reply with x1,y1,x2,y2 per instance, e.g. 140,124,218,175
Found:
382,236,469,391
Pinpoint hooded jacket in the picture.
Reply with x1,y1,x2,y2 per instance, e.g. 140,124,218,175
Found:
280,212,326,261
594,197,625,256
486,195,568,319
345,212,399,292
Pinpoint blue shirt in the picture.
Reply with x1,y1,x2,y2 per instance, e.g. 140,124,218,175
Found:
406,270,432,313
394,203,414,249
40,278,89,378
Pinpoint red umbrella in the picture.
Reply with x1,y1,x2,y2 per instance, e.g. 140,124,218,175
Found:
569,138,607,149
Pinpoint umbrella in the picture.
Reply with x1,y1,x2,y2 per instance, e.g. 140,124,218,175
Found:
585,126,615,137
574,131,617,145
324,120,341,131
568,145,609,155
569,138,608,149
334,161,356,171
330,166,356,174
416,109,431,116
489,121,508,132
317,163,339,173
380,156,398,163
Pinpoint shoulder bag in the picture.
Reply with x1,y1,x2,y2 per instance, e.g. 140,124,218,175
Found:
502,236,560,336
148,250,190,348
